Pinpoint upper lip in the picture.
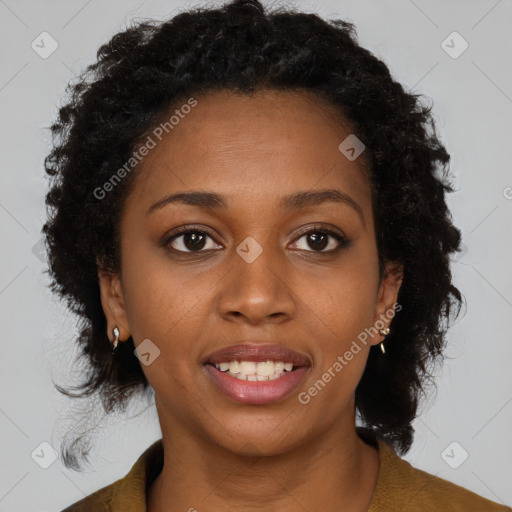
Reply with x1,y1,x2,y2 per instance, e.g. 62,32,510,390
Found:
204,343,311,367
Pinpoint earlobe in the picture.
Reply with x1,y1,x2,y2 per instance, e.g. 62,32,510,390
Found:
97,270,130,343
372,261,404,346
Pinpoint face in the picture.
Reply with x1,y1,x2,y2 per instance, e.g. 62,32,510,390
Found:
99,89,402,455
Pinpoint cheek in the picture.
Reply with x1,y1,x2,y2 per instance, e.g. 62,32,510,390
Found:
302,288,376,413
308,256,380,378
121,260,205,393
120,237,204,341
317,261,379,338
119,243,218,391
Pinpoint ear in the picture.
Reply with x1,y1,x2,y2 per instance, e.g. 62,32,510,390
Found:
98,269,130,344
370,261,403,347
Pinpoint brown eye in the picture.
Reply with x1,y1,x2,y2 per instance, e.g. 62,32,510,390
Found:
291,228,350,253
166,229,222,253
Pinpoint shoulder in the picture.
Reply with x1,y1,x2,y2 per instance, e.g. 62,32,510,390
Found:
61,484,114,512
60,439,164,512
370,439,511,512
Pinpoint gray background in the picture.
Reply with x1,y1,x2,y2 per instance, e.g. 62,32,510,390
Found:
0,0,511,510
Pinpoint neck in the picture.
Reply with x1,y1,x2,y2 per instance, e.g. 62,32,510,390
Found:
147,403,379,512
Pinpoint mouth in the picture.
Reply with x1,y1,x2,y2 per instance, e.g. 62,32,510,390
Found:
202,343,311,405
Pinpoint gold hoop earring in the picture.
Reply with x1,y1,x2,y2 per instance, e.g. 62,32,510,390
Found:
379,327,390,354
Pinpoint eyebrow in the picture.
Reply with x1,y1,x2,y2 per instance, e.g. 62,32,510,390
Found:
147,188,365,225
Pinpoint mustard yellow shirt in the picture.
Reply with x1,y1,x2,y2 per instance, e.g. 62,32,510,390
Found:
61,438,511,511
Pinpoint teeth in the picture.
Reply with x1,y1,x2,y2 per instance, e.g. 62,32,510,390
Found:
239,361,256,374
255,361,274,376
212,360,297,381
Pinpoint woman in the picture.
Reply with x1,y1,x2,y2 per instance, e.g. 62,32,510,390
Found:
43,0,510,510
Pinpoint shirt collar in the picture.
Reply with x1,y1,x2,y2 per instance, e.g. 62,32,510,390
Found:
106,436,399,511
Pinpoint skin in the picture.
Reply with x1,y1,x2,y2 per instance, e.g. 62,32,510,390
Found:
98,89,403,512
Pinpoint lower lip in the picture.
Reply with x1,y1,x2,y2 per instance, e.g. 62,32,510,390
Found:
204,364,309,405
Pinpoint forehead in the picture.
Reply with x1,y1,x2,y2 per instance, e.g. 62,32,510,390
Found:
126,89,372,213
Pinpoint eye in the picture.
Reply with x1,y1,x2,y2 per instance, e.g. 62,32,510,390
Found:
163,225,350,254
291,227,350,253
165,227,222,253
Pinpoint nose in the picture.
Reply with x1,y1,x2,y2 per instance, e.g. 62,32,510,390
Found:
216,240,296,326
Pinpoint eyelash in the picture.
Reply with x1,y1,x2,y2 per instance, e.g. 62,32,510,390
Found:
163,225,351,255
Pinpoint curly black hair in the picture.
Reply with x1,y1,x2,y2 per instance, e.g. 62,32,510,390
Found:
42,0,464,470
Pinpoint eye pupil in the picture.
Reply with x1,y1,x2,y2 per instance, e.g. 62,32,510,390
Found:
184,232,206,251
308,232,328,251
